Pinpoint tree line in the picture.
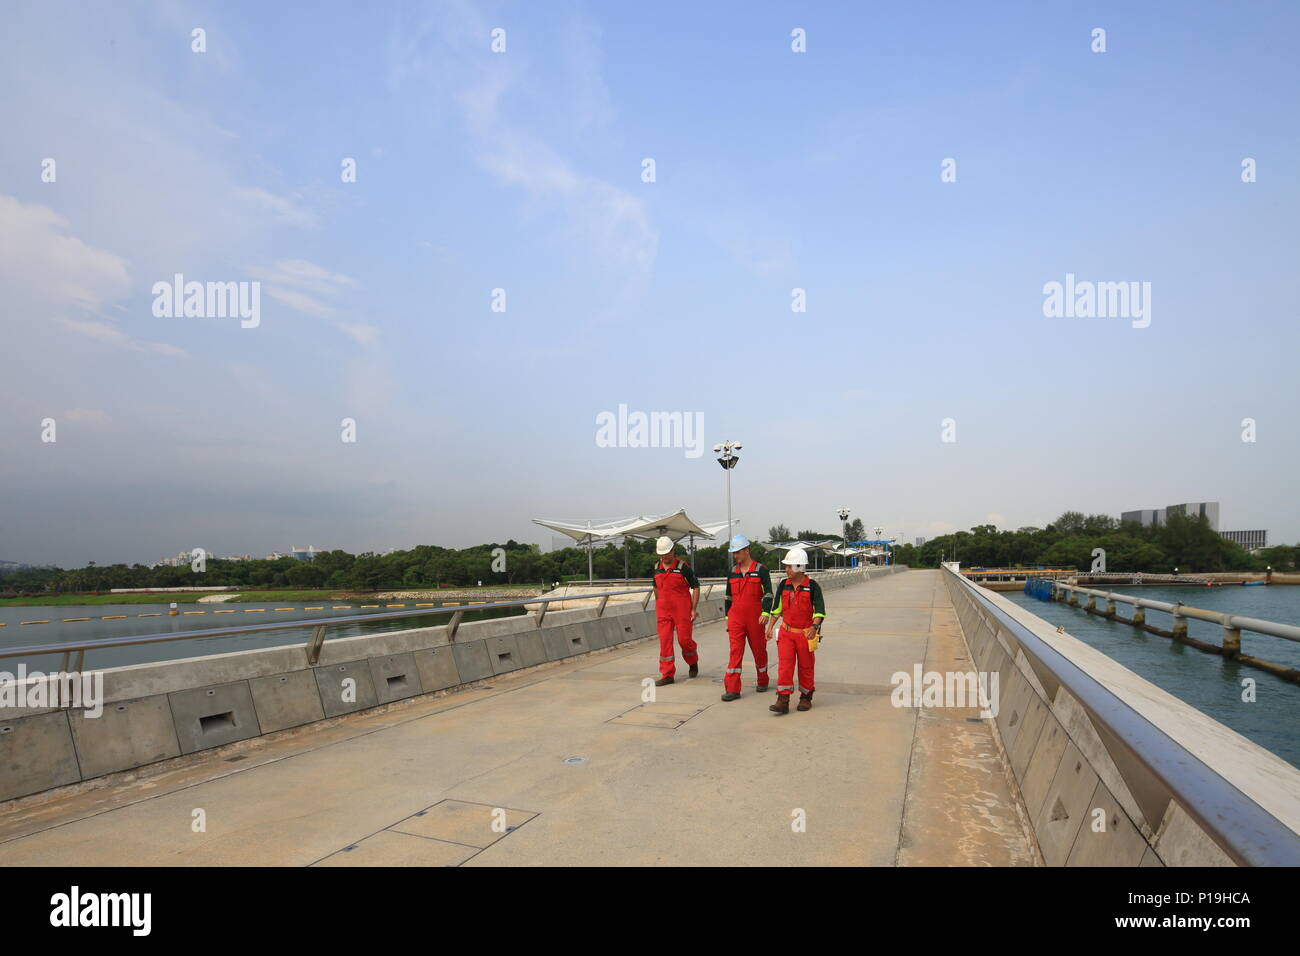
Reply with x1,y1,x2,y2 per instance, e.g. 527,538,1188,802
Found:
3,511,1290,596
890,512,1296,573
0,538,777,596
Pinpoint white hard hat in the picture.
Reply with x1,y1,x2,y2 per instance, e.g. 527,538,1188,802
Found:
783,547,809,567
655,535,674,555
728,534,750,553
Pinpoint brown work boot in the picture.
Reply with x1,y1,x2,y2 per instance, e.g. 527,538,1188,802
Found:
769,695,790,715
797,692,813,712
688,663,699,678
655,676,674,687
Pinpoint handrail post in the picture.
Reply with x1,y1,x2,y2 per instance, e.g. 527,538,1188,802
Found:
306,624,328,666
535,599,549,628
1171,608,1188,641
1222,616,1242,658
446,609,464,642
596,594,610,618
642,588,653,610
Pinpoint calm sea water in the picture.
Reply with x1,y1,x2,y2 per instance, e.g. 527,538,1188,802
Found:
0,600,523,672
1006,584,1300,770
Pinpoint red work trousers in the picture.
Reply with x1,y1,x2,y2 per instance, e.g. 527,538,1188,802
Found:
775,625,815,698
657,604,697,679
725,611,769,693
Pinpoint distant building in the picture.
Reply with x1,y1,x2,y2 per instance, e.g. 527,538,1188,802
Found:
1166,502,1219,531
1221,530,1267,551
915,537,927,547
1122,501,1218,531
153,549,211,568
1121,509,1161,527
291,546,322,561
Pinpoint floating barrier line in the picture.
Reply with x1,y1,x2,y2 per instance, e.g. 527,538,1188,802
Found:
101,615,126,620
63,617,91,622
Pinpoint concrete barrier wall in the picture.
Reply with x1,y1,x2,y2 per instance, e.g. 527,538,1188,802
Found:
942,566,1300,866
0,566,885,803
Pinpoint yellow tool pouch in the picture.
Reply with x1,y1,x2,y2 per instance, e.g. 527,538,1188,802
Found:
807,631,821,652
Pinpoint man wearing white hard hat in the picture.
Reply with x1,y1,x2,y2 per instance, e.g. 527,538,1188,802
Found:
721,534,773,701
764,547,825,714
651,535,700,686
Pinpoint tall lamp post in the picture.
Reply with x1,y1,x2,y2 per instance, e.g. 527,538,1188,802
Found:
873,526,884,566
714,440,742,544
838,508,851,568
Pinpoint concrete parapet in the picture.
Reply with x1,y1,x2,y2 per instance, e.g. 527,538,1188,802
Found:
169,680,261,754
0,711,80,802
942,565,1300,866
69,695,180,778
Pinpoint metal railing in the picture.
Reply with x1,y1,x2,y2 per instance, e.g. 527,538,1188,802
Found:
947,566,1300,866
1054,582,1300,655
0,566,875,672
0,587,657,671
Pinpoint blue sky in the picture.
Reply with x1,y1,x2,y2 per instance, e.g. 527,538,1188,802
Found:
1,0,1297,565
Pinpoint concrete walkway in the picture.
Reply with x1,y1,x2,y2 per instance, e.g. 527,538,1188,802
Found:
0,570,1036,866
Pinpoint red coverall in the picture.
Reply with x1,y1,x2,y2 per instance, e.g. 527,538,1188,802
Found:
725,560,770,694
775,577,819,699
654,556,698,679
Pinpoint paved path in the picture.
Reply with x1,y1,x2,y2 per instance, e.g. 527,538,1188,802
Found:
0,570,1036,866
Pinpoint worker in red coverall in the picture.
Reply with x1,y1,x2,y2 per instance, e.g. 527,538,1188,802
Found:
721,534,773,701
765,547,825,715
652,535,700,686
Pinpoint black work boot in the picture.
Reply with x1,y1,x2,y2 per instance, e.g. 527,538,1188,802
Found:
655,676,674,687
688,663,699,678
797,692,813,712
756,683,771,693
769,695,790,715
721,692,740,702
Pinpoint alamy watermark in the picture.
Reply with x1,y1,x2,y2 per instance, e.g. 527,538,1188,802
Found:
889,665,1000,718
152,274,261,328
1,666,104,717
1042,273,1150,328
595,404,705,459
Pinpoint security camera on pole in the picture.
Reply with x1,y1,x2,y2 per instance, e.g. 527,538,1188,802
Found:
714,440,741,540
